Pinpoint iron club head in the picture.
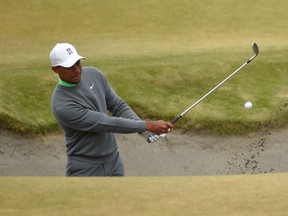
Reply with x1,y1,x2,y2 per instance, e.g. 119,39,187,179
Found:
252,42,259,56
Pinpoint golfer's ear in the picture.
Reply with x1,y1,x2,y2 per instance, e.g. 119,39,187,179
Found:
51,66,59,73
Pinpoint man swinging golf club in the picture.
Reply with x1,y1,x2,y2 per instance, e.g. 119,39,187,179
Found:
49,43,173,176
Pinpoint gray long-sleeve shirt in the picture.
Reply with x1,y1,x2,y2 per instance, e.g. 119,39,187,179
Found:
52,67,146,158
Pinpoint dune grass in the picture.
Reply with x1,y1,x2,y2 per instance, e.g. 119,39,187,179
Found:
0,0,288,134
1,174,288,216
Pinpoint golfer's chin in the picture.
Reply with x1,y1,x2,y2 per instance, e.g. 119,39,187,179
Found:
72,76,81,84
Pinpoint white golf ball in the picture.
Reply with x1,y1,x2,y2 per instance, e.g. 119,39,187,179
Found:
245,101,252,109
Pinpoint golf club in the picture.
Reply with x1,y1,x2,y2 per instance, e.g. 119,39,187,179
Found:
148,42,259,143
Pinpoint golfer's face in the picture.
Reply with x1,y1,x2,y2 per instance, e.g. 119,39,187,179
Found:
56,60,82,84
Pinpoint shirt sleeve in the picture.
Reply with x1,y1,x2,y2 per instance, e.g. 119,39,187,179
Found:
53,102,146,133
106,85,141,120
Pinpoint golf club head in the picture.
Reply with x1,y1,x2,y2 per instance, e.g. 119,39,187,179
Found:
252,42,259,56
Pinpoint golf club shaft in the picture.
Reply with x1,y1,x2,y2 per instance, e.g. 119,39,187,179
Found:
171,52,258,124
147,42,258,143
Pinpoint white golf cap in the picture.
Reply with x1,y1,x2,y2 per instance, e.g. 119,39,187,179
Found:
49,43,86,68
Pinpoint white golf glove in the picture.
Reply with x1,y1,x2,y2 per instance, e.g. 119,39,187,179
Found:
140,131,160,143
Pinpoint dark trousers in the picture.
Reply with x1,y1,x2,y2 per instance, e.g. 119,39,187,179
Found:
66,151,124,176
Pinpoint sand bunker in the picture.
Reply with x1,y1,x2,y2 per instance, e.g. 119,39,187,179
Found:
0,128,287,176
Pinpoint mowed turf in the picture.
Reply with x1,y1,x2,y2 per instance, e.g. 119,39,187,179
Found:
0,0,288,134
1,174,288,216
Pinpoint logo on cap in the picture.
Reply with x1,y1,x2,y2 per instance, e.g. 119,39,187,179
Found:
66,48,73,55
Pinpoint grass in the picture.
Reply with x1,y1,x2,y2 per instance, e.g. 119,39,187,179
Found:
0,0,288,134
0,174,288,216
1,2,287,214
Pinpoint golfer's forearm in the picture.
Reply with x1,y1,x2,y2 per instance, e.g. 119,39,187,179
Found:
56,108,146,133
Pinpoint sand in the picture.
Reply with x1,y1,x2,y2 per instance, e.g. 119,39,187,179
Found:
0,128,287,176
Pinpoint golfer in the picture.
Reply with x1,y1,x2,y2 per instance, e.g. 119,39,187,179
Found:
49,43,173,176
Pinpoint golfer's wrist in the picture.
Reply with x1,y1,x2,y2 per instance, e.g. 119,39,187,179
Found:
145,121,151,131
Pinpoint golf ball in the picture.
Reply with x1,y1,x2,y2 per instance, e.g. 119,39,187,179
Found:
245,101,252,109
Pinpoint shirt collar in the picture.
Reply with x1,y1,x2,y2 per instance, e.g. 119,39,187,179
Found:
58,78,77,87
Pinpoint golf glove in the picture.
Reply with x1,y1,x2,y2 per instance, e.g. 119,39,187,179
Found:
140,131,160,143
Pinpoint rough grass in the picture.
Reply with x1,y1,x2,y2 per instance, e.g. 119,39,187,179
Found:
0,0,288,134
1,174,288,216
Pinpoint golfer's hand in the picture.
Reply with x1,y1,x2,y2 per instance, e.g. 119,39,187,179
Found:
140,131,160,143
146,120,173,135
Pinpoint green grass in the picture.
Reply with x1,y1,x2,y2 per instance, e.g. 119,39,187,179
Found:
1,174,288,216
0,0,288,134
